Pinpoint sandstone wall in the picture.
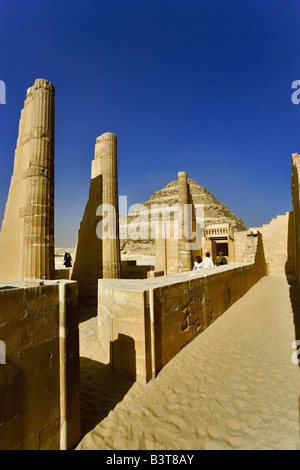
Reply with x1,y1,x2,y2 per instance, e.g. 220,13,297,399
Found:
155,222,180,275
250,212,294,275
55,268,72,280
0,281,80,450
98,233,267,384
121,260,155,280
291,153,300,284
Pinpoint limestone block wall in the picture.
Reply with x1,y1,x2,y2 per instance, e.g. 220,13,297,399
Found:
201,238,217,262
291,153,300,284
233,231,250,263
98,282,151,383
0,281,80,450
121,260,155,280
98,233,267,384
250,212,294,275
155,222,180,275
55,268,72,280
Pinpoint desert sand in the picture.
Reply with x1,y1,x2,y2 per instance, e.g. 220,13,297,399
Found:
76,275,300,450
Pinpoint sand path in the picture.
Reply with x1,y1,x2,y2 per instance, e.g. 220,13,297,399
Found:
76,275,300,450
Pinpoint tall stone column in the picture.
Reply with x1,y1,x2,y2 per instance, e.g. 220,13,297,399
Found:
72,132,120,304
22,79,55,280
72,138,103,304
96,132,121,279
178,171,192,272
0,79,55,282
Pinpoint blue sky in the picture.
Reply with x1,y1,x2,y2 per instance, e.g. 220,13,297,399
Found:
0,0,299,247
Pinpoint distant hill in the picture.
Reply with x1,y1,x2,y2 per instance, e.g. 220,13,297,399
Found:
120,178,247,257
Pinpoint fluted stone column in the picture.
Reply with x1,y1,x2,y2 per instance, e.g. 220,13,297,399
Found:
22,80,55,279
72,132,120,304
0,79,55,282
72,137,103,304
178,171,192,272
95,132,121,279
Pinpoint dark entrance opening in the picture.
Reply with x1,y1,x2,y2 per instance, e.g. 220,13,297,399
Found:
216,242,228,256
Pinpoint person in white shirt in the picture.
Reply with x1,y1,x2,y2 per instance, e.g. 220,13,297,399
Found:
193,256,202,270
201,252,214,269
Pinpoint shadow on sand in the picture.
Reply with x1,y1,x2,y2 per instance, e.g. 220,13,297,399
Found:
77,303,135,439
79,357,135,438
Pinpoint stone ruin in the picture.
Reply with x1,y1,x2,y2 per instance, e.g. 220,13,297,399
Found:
0,78,299,449
0,79,55,282
71,132,121,304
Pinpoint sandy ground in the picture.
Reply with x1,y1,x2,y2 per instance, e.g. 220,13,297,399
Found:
76,275,300,450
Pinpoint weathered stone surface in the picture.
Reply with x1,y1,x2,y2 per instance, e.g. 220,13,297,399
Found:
290,152,300,283
72,132,120,304
0,280,80,450
250,212,294,275
98,232,267,384
178,171,193,272
0,79,55,282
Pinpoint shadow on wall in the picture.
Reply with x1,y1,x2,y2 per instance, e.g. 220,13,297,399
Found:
78,303,97,324
285,212,300,369
287,276,300,435
285,211,296,278
0,359,25,450
0,286,18,290
287,277,300,368
110,334,137,382
72,174,103,306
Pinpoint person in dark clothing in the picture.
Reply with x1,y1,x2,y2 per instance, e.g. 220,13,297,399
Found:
64,253,72,268
215,252,228,266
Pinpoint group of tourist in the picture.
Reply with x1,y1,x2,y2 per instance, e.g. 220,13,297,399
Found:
193,251,228,270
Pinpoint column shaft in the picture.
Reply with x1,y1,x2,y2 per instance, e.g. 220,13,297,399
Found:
0,79,55,282
96,132,120,279
178,171,192,272
22,79,55,280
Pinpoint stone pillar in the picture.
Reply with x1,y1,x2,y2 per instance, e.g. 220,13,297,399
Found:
178,171,192,272
72,132,120,304
22,80,55,279
72,138,104,304
95,132,121,279
0,79,55,282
